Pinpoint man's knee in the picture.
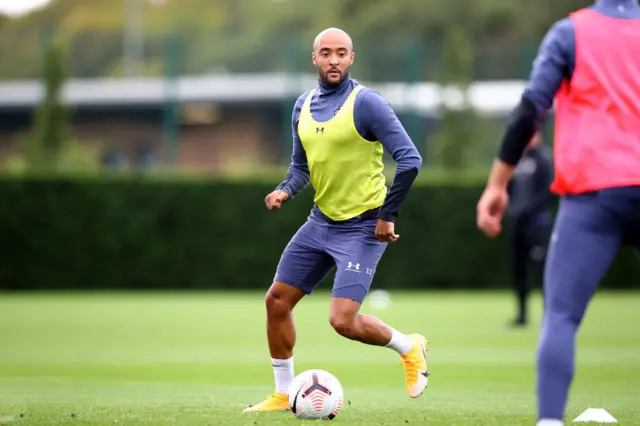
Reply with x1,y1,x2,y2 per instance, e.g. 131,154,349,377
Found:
329,310,356,338
265,281,304,317
329,296,361,338
545,297,584,327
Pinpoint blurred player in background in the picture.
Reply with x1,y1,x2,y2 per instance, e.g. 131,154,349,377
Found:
244,28,428,413
476,0,640,424
505,131,554,327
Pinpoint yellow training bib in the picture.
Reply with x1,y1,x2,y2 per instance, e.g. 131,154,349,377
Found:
297,85,387,221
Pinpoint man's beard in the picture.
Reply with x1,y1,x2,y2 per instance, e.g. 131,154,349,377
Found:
319,67,349,86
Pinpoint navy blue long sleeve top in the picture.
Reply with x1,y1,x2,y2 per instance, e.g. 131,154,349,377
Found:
276,76,422,223
499,0,640,165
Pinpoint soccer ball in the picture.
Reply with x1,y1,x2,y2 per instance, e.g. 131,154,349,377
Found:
287,369,344,420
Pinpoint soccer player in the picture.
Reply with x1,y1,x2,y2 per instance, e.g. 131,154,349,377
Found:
505,132,554,327
243,28,428,413
476,1,640,424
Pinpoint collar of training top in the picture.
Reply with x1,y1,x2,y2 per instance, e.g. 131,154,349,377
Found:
317,74,352,96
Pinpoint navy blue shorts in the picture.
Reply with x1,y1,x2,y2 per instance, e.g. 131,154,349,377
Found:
274,208,387,303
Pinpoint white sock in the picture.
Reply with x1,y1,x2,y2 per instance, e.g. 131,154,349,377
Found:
271,357,294,394
537,420,563,426
385,329,414,354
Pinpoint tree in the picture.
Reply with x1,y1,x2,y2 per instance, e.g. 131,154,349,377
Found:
429,24,479,170
0,0,590,81
24,39,71,172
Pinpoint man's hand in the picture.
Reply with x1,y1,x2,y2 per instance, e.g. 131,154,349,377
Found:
265,190,289,210
375,219,399,242
476,185,509,238
477,159,515,238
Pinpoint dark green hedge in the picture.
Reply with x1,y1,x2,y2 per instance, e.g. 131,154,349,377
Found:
0,175,637,291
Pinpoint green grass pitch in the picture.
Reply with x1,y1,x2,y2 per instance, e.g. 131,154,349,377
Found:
1,291,639,425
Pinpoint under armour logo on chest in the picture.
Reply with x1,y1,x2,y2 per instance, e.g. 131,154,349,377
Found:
316,127,324,134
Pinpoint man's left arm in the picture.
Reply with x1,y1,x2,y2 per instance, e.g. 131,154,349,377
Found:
356,90,422,223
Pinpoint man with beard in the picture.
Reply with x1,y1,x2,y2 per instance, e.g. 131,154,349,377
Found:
244,28,427,413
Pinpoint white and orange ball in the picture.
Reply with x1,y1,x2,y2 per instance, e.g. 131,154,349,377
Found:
287,369,344,420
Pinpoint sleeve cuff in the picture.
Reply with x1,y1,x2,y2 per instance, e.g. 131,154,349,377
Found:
377,209,397,223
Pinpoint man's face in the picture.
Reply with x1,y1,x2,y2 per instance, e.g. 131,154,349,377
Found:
312,32,354,86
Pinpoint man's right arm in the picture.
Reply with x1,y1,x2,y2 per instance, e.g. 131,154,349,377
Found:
275,93,310,199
